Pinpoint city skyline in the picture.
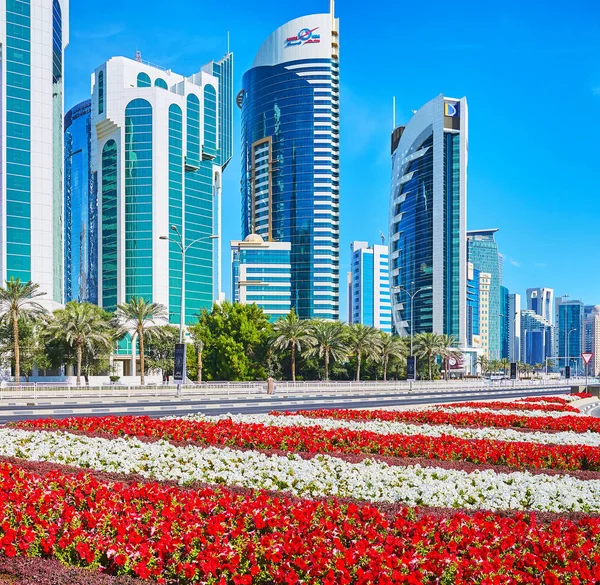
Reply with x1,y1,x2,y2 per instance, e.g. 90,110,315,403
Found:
60,0,600,319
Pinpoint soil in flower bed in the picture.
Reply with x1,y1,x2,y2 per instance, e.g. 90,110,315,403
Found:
0,556,146,585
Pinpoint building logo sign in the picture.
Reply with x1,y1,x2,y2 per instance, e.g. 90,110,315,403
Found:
285,27,321,47
444,101,460,117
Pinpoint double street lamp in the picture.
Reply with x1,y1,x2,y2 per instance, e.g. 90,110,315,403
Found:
391,282,432,372
159,226,218,396
566,326,577,376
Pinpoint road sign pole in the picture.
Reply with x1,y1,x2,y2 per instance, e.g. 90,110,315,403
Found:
581,353,593,393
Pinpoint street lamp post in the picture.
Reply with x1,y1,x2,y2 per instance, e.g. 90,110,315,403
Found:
567,326,577,378
392,282,432,376
160,227,218,397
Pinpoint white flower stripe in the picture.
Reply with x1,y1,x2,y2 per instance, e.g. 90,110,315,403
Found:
425,406,586,418
0,428,598,513
166,412,600,448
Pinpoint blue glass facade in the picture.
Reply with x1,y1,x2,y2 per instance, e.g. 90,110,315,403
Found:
500,285,509,359
557,301,584,369
467,266,480,345
64,99,97,303
241,55,339,320
467,230,501,358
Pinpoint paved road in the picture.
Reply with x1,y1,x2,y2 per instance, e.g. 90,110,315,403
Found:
0,385,573,423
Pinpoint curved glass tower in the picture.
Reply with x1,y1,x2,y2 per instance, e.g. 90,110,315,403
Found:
64,99,97,303
1,0,70,310
389,94,468,345
240,10,340,320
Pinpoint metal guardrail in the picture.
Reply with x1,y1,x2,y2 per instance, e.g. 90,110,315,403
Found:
0,378,585,402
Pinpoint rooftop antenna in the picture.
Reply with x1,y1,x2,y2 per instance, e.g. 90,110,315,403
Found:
135,50,142,63
380,231,386,245
330,0,335,16
392,96,396,129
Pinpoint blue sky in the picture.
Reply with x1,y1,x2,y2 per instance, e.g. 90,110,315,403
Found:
66,0,600,316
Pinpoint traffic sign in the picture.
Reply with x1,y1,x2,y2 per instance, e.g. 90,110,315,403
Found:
582,352,593,365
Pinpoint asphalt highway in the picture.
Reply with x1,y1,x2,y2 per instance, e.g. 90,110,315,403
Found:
0,385,573,423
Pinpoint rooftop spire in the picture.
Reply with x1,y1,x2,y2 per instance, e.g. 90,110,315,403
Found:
330,0,335,16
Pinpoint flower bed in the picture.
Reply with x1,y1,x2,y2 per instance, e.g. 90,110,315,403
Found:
1,460,600,584
14,415,600,472
284,407,600,433
436,400,580,413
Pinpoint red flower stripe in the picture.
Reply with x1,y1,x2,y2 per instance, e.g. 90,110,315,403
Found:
1,460,600,584
283,407,600,434
438,400,579,413
14,415,600,472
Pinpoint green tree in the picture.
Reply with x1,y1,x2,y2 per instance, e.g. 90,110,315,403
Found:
45,302,115,386
305,321,348,381
115,298,168,385
347,324,382,382
0,318,49,381
500,357,510,375
270,311,316,381
190,302,272,381
477,355,489,377
414,332,445,381
378,333,406,382
0,278,46,382
144,325,180,379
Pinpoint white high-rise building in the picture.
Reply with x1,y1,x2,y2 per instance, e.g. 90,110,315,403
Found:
349,241,391,333
389,94,468,344
90,54,233,322
585,306,600,376
527,288,554,325
1,0,69,309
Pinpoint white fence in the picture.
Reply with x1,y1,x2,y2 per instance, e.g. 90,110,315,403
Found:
0,377,586,402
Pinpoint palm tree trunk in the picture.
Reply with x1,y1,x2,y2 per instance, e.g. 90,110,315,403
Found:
291,343,296,382
325,349,329,381
428,353,432,381
383,357,388,382
76,343,83,386
12,315,20,383
139,330,145,385
197,350,203,383
356,354,361,382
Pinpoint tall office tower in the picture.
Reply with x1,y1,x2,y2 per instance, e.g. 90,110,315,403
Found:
1,0,69,310
527,287,554,325
466,262,480,347
64,99,97,304
520,309,554,366
346,272,352,323
231,234,291,322
349,241,391,333
467,229,501,359
389,95,468,345
479,272,491,357
508,293,521,362
585,305,600,376
500,286,509,359
556,297,584,370
90,54,233,324
239,7,340,320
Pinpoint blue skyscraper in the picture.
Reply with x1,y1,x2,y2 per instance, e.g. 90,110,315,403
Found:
556,298,584,371
467,229,501,359
239,8,340,320
64,99,97,304
389,94,468,345
500,285,509,359
467,262,480,347
349,242,391,333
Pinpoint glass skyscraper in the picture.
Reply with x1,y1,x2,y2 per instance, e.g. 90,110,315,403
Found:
239,9,340,320
389,94,468,345
349,241,391,333
91,55,233,327
1,0,69,310
556,298,584,370
467,229,501,358
231,235,291,322
500,285,509,359
64,99,97,303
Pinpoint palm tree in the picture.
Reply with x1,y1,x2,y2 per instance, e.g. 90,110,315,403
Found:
46,302,114,386
347,324,382,381
270,311,316,381
378,333,406,382
500,357,510,376
414,332,445,381
305,321,348,381
115,298,168,385
0,278,46,382
439,334,461,380
489,359,501,375
476,355,489,377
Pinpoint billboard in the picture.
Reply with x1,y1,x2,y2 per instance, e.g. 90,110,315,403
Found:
174,343,186,383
